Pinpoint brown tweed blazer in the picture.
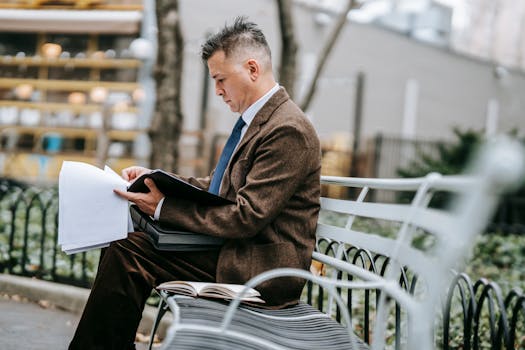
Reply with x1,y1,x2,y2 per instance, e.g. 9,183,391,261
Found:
160,87,321,307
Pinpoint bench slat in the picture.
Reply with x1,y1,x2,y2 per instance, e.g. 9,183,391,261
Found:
320,197,457,239
316,223,435,279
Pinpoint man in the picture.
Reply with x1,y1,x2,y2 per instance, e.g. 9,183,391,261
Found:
69,17,321,349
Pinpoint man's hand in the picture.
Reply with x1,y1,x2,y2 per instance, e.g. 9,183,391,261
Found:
121,166,152,182
114,178,164,216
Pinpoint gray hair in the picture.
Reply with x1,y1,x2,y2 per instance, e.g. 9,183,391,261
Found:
201,16,271,67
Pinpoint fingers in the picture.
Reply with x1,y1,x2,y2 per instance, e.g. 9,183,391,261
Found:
144,178,160,193
113,188,136,201
121,167,134,181
113,185,161,217
121,167,135,182
121,166,151,182
144,178,164,203
121,169,127,181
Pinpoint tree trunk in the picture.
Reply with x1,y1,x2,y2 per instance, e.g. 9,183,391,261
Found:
149,0,184,172
276,0,298,99
300,0,357,112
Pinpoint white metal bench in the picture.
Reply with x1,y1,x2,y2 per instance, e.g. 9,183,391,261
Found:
149,137,525,350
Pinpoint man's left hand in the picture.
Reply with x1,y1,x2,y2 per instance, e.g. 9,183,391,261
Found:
114,178,164,216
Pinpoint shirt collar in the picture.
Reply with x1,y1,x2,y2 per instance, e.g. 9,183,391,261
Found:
240,84,280,127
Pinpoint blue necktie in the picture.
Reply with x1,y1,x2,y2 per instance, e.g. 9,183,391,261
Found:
209,116,246,195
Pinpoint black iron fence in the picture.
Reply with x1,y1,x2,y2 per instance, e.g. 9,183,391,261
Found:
0,178,96,288
1,180,524,348
306,242,525,349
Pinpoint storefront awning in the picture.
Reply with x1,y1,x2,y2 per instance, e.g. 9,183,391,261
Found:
0,9,142,34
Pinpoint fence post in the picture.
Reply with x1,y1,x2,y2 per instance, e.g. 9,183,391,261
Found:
350,71,365,179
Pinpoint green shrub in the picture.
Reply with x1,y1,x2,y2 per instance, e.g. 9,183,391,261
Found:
397,128,525,224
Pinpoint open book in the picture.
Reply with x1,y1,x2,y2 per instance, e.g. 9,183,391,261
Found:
156,281,265,304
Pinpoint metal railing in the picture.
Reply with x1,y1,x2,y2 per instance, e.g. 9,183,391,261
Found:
306,243,525,349
0,179,96,288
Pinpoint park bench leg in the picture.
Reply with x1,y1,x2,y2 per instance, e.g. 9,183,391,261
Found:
148,298,169,350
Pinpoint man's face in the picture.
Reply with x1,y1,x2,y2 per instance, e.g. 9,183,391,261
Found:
207,50,253,114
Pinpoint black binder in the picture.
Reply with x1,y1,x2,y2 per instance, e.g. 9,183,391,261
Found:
130,205,224,251
127,169,234,206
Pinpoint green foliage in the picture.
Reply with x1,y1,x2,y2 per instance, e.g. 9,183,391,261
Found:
396,128,484,208
397,128,484,178
467,233,525,293
394,126,525,292
0,185,100,285
397,128,525,216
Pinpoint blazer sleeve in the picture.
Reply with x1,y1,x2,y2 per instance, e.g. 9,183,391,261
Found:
174,174,211,191
158,122,320,239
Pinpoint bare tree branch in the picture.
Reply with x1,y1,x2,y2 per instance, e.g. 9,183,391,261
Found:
276,0,298,99
300,0,357,112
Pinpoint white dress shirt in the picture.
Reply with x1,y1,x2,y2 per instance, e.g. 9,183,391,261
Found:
153,84,280,220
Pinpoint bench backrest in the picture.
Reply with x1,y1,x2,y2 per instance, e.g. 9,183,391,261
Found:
314,137,525,350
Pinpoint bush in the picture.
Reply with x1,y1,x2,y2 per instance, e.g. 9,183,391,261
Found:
397,128,525,225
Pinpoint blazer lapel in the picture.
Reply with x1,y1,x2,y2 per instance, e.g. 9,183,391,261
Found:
235,88,289,155
219,87,290,195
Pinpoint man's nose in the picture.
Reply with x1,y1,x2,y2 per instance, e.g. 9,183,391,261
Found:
215,84,223,96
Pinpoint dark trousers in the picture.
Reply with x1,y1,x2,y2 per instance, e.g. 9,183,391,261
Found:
69,232,219,350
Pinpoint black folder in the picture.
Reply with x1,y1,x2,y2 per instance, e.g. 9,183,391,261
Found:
130,205,224,251
127,169,234,206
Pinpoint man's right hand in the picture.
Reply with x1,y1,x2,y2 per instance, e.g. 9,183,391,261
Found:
121,166,152,182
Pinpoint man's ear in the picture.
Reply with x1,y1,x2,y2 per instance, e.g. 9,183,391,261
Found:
246,59,259,81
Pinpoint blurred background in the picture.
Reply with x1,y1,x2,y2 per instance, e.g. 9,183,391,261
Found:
0,0,523,180
0,3,524,347
1,0,523,224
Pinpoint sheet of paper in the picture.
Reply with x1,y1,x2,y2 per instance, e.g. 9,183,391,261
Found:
58,161,130,254
60,242,110,255
104,165,134,232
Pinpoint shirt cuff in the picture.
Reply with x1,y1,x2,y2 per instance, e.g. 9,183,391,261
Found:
153,197,165,221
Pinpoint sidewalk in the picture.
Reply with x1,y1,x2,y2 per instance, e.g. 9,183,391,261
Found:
0,274,168,349
1,294,79,350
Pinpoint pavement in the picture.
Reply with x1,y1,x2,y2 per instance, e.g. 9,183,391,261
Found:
0,274,169,350
1,294,80,350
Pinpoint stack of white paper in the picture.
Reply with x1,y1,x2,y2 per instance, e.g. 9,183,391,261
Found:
58,161,132,254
